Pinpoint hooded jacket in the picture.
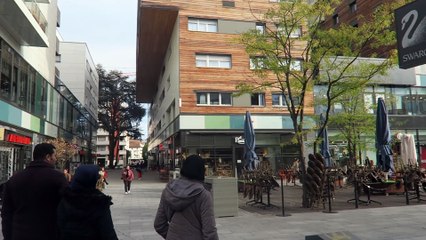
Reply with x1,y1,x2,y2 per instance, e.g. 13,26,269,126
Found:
57,188,117,240
57,165,118,240
154,178,218,240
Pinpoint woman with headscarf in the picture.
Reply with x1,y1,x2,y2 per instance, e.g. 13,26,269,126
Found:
57,165,118,240
154,155,218,240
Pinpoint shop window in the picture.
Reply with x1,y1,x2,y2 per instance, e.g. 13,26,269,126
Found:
199,148,234,177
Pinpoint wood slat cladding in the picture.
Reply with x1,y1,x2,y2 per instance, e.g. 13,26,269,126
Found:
321,0,396,58
139,0,314,115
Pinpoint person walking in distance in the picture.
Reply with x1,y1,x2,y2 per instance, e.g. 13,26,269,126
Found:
154,155,218,240
1,143,68,240
121,165,134,194
57,165,118,240
136,161,143,180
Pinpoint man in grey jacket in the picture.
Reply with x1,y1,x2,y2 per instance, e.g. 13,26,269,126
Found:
154,155,218,240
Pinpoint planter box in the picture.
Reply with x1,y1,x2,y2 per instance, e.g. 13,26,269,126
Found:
205,177,238,217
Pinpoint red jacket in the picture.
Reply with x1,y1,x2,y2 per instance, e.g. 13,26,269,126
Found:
121,169,134,181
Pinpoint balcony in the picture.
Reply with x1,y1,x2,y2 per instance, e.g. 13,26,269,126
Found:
0,0,48,47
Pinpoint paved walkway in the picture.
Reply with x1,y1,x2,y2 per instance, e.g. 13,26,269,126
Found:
106,169,426,240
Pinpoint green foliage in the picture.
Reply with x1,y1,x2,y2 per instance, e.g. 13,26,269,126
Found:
97,65,146,168
237,0,407,207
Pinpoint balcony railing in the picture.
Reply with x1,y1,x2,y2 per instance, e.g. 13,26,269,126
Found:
23,0,48,32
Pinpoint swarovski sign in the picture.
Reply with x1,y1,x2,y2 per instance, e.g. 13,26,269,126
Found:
395,0,426,69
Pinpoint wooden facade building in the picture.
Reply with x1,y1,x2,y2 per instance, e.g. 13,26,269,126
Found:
136,0,314,175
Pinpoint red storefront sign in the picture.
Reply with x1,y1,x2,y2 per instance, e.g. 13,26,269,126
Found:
6,133,32,145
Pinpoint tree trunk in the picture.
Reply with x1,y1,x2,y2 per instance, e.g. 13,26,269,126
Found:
296,134,310,208
108,135,116,169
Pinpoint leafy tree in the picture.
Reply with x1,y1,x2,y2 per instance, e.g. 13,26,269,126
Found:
142,142,148,161
47,138,78,170
237,0,405,207
325,86,376,166
97,65,146,169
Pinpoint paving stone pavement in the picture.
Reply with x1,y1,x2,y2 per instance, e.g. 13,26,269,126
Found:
1,169,425,239
105,169,426,240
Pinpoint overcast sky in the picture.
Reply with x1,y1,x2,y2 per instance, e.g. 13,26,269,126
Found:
58,0,138,73
58,0,148,139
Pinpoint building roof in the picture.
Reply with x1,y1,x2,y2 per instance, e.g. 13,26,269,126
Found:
129,139,142,148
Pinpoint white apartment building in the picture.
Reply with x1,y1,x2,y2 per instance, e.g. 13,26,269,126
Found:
56,41,99,120
96,128,127,167
126,139,144,162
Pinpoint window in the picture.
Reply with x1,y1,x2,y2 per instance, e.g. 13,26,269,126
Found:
196,92,232,106
279,58,303,71
250,57,302,71
251,93,265,106
272,93,287,106
349,1,357,13
256,22,265,34
196,54,231,68
333,14,339,26
272,93,300,107
276,25,302,38
249,57,265,70
188,18,218,32
97,146,107,152
289,27,302,38
222,0,235,7
159,89,165,102
98,136,107,142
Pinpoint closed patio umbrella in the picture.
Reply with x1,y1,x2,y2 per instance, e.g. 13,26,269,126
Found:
376,97,394,173
318,114,332,168
244,111,258,171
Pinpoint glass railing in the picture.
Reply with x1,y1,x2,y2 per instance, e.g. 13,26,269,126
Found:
23,0,48,33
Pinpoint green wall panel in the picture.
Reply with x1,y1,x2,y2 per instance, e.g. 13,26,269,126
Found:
7,106,21,126
205,115,230,129
0,100,9,122
230,115,244,129
30,115,41,132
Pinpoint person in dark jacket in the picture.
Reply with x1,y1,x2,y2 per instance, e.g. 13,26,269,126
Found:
154,155,218,240
1,143,68,240
57,164,118,240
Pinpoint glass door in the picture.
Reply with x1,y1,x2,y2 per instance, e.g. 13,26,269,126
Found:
0,146,12,185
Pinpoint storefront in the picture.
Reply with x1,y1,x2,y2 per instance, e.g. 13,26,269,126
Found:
0,128,32,185
176,131,299,177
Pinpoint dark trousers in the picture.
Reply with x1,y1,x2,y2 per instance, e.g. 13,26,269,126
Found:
123,180,131,192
